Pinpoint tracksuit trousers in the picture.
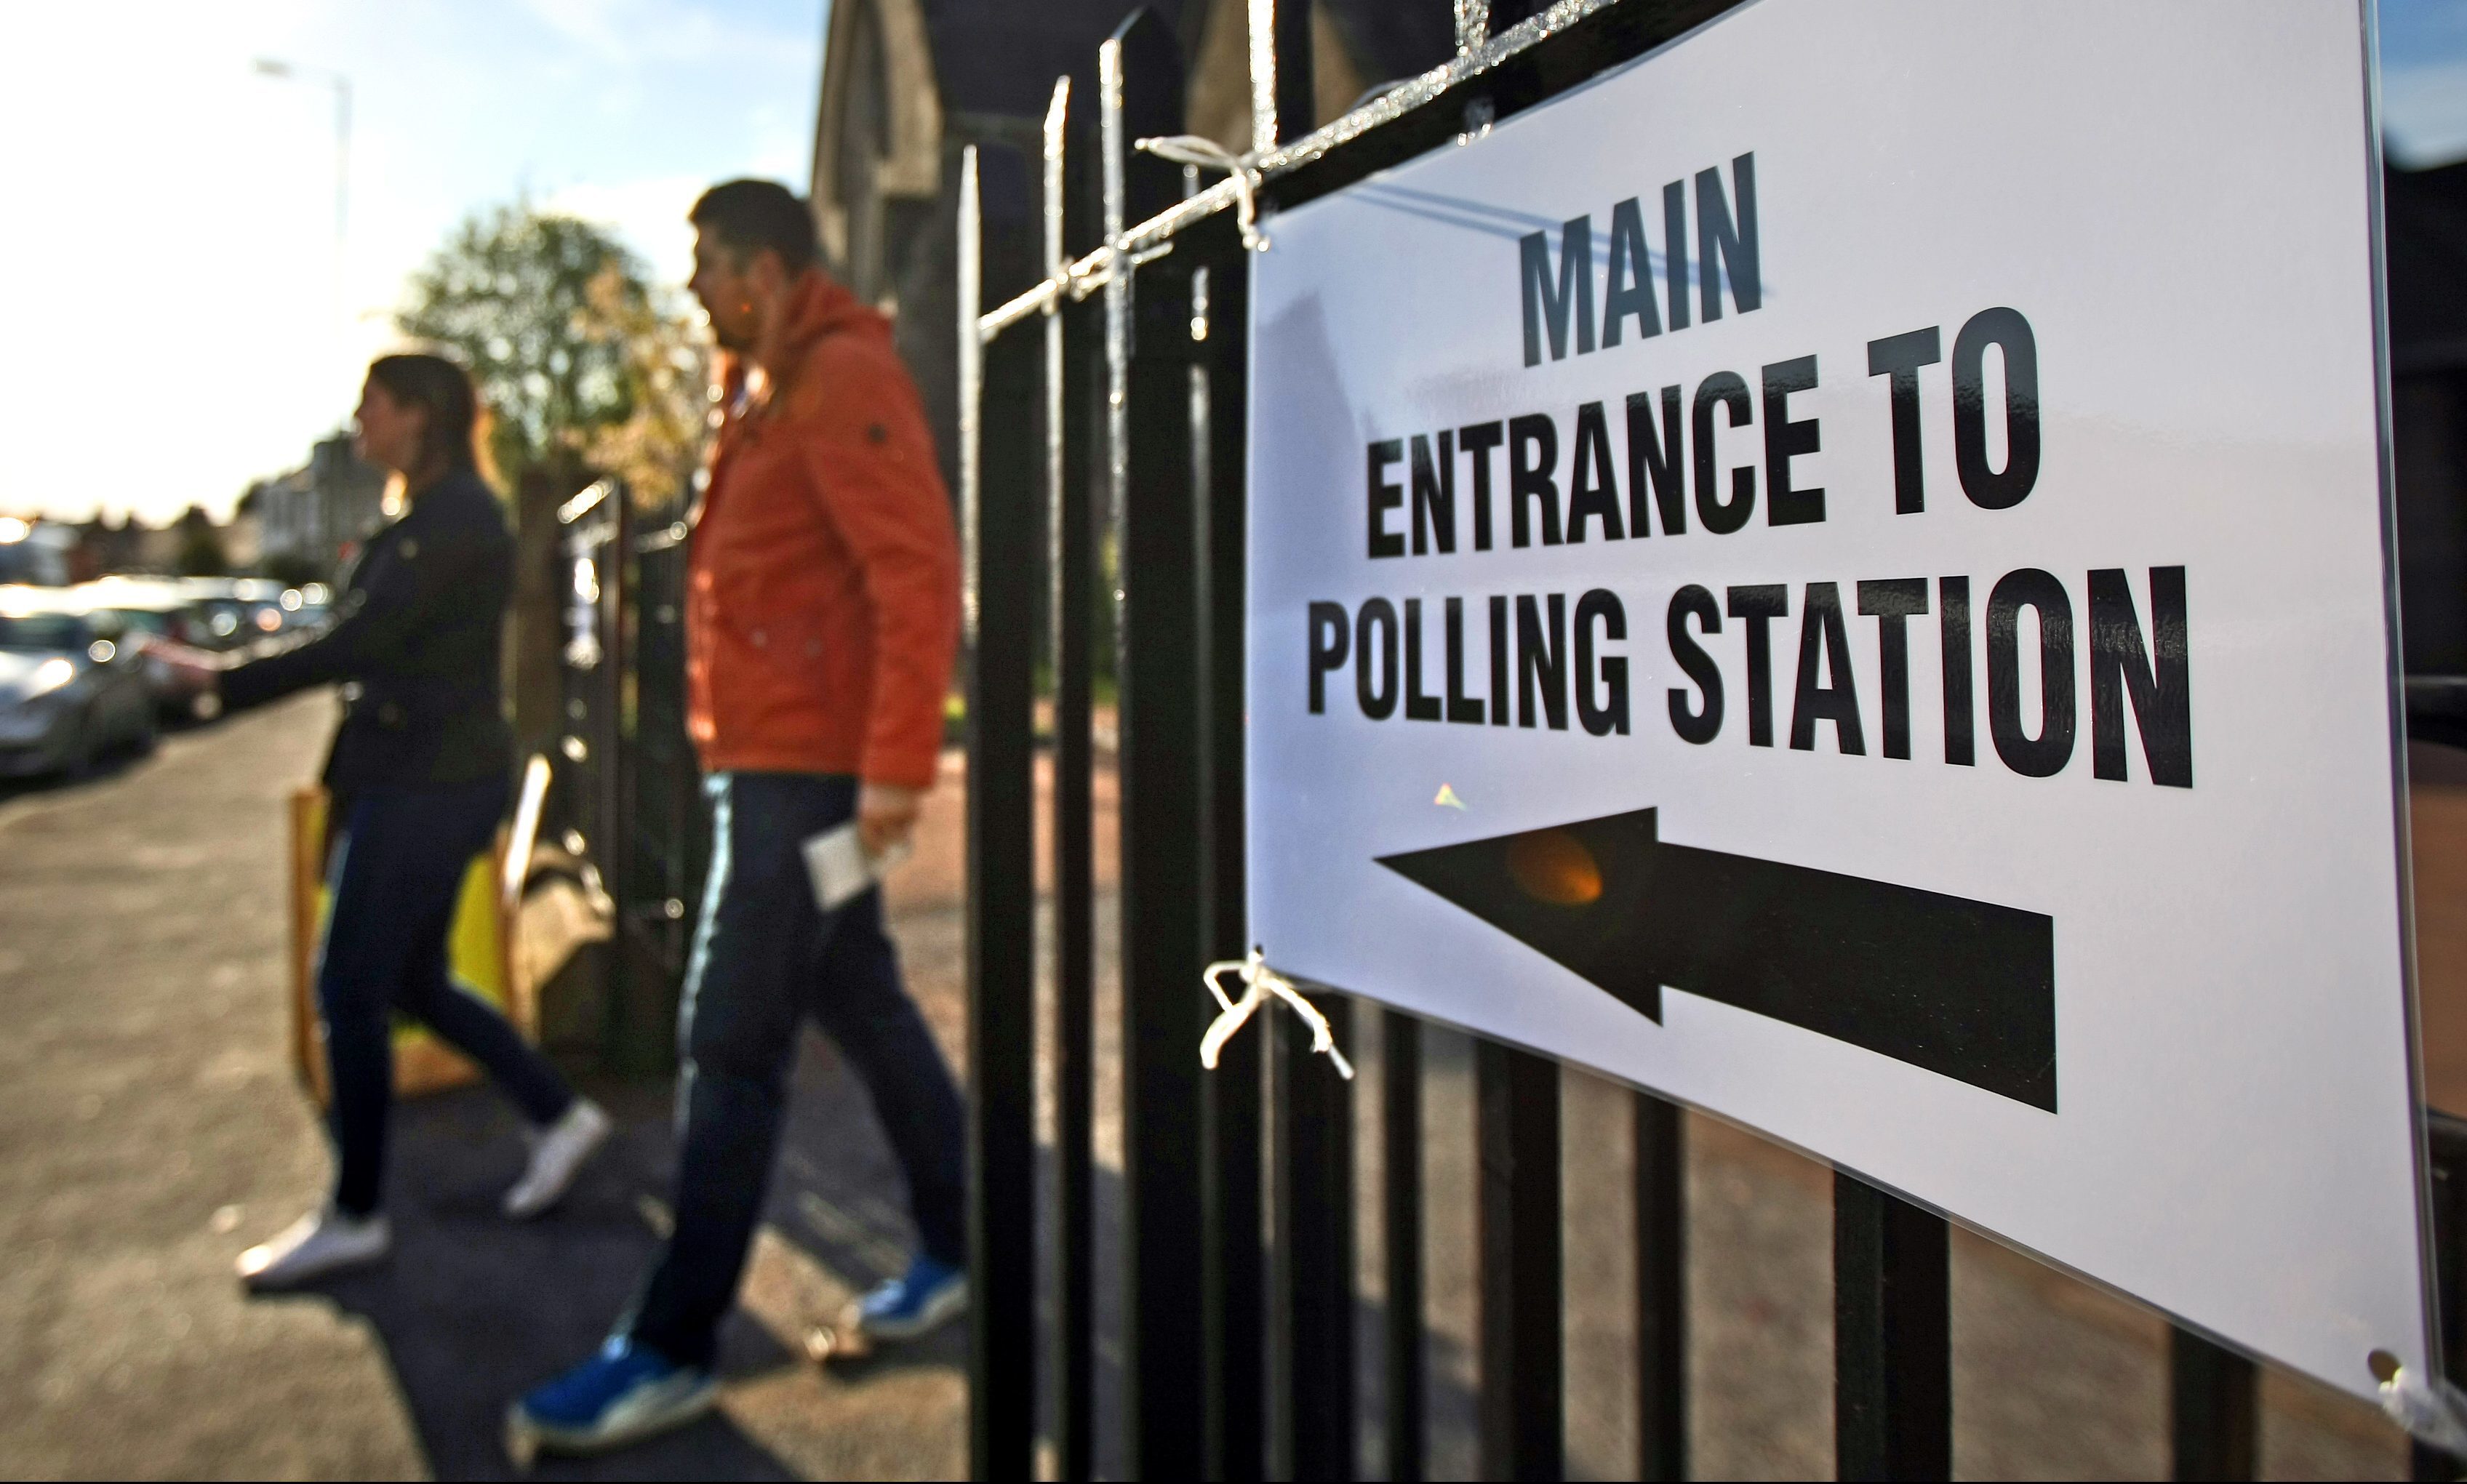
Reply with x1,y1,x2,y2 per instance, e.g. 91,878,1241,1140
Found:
625,771,966,1368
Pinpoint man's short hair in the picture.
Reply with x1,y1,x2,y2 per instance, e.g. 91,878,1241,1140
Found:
690,180,819,272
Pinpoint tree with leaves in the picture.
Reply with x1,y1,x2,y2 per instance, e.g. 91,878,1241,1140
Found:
399,201,709,761
173,505,230,577
397,202,705,505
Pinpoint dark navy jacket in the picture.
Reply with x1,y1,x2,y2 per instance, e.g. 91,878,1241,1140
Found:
222,468,513,798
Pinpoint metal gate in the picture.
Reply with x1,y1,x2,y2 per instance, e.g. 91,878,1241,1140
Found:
952,3,2460,1480
553,478,707,1072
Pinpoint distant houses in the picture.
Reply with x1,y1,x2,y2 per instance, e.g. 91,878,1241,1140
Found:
2,429,385,587
239,432,388,584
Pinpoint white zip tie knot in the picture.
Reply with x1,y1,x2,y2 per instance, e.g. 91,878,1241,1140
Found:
1040,250,1111,318
1201,947,1354,1079
2380,1360,2467,1453
1135,135,1271,252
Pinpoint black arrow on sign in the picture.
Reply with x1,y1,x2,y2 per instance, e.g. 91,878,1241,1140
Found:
1375,808,2057,1110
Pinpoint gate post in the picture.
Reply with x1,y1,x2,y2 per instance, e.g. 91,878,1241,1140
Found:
1479,1043,1563,1483
2168,1329,2257,1481
959,143,1041,1480
2415,1112,2467,1482
1634,1094,1687,1480
1276,1003,1359,1480
1242,4,1363,1478
1103,12,1209,1477
1193,214,1268,1480
1386,1011,1426,1483
1044,75,1105,1484
622,504,702,1005
593,486,659,1070
1834,1175,1951,1480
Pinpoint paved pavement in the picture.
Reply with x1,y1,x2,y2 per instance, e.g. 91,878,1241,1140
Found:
0,694,964,1480
0,692,2423,1478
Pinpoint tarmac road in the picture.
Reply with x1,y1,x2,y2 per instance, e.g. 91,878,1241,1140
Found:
0,693,432,1476
0,694,964,1480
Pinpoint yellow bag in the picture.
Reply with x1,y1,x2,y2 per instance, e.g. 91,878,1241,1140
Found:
289,787,524,1103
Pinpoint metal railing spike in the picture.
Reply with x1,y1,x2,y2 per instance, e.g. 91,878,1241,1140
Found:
976,0,1626,342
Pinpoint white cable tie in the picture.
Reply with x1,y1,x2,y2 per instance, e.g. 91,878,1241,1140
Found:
1068,250,1110,302
1201,946,1354,1080
1036,251,1112,319
2380,1362,2467,1453
1135,135,1271,252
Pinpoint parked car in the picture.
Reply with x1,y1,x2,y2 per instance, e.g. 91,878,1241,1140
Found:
274,582,330,632
179,577,301,644
0,589,156,777
73,577,221,721
175,578,255,647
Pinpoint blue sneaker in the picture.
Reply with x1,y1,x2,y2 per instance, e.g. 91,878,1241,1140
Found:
857,1255,968,1341
505,1336,716,1463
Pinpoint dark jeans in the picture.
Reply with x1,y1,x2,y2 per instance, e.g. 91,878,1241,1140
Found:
321,778,573,1217
626,772,966,1368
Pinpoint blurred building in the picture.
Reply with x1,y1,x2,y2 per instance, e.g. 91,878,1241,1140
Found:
0,516,76,586
243,432,388,582
69,513,152,579
809,0,1458,492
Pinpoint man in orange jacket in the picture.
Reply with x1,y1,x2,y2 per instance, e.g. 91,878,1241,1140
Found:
514,180,965,1456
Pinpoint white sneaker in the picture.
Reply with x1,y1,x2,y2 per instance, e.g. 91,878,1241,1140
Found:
504,1098,612,1219
237,1204,390,1290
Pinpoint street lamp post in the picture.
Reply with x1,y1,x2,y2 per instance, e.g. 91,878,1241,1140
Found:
252,58,351,374
255,59,354,574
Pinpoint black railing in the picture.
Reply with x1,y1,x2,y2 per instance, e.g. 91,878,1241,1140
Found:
947,3,2467,1481
620,502,705,1064
551,480,705,1073
553,477,625,920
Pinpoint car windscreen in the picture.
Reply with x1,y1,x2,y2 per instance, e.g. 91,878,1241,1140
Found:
0,613,89,650
101,609,171,635
198,601,248,641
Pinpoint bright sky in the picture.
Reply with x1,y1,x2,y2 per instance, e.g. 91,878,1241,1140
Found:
2383,0,2467,167
1,1,2462,528
0,0,825,526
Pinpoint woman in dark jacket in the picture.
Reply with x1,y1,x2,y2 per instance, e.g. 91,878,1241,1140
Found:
177,354,609,1288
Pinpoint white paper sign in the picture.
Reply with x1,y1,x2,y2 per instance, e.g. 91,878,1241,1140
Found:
1247,0,2428,1403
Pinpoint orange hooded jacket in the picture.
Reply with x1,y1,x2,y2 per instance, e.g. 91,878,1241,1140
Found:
686,271,959,790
